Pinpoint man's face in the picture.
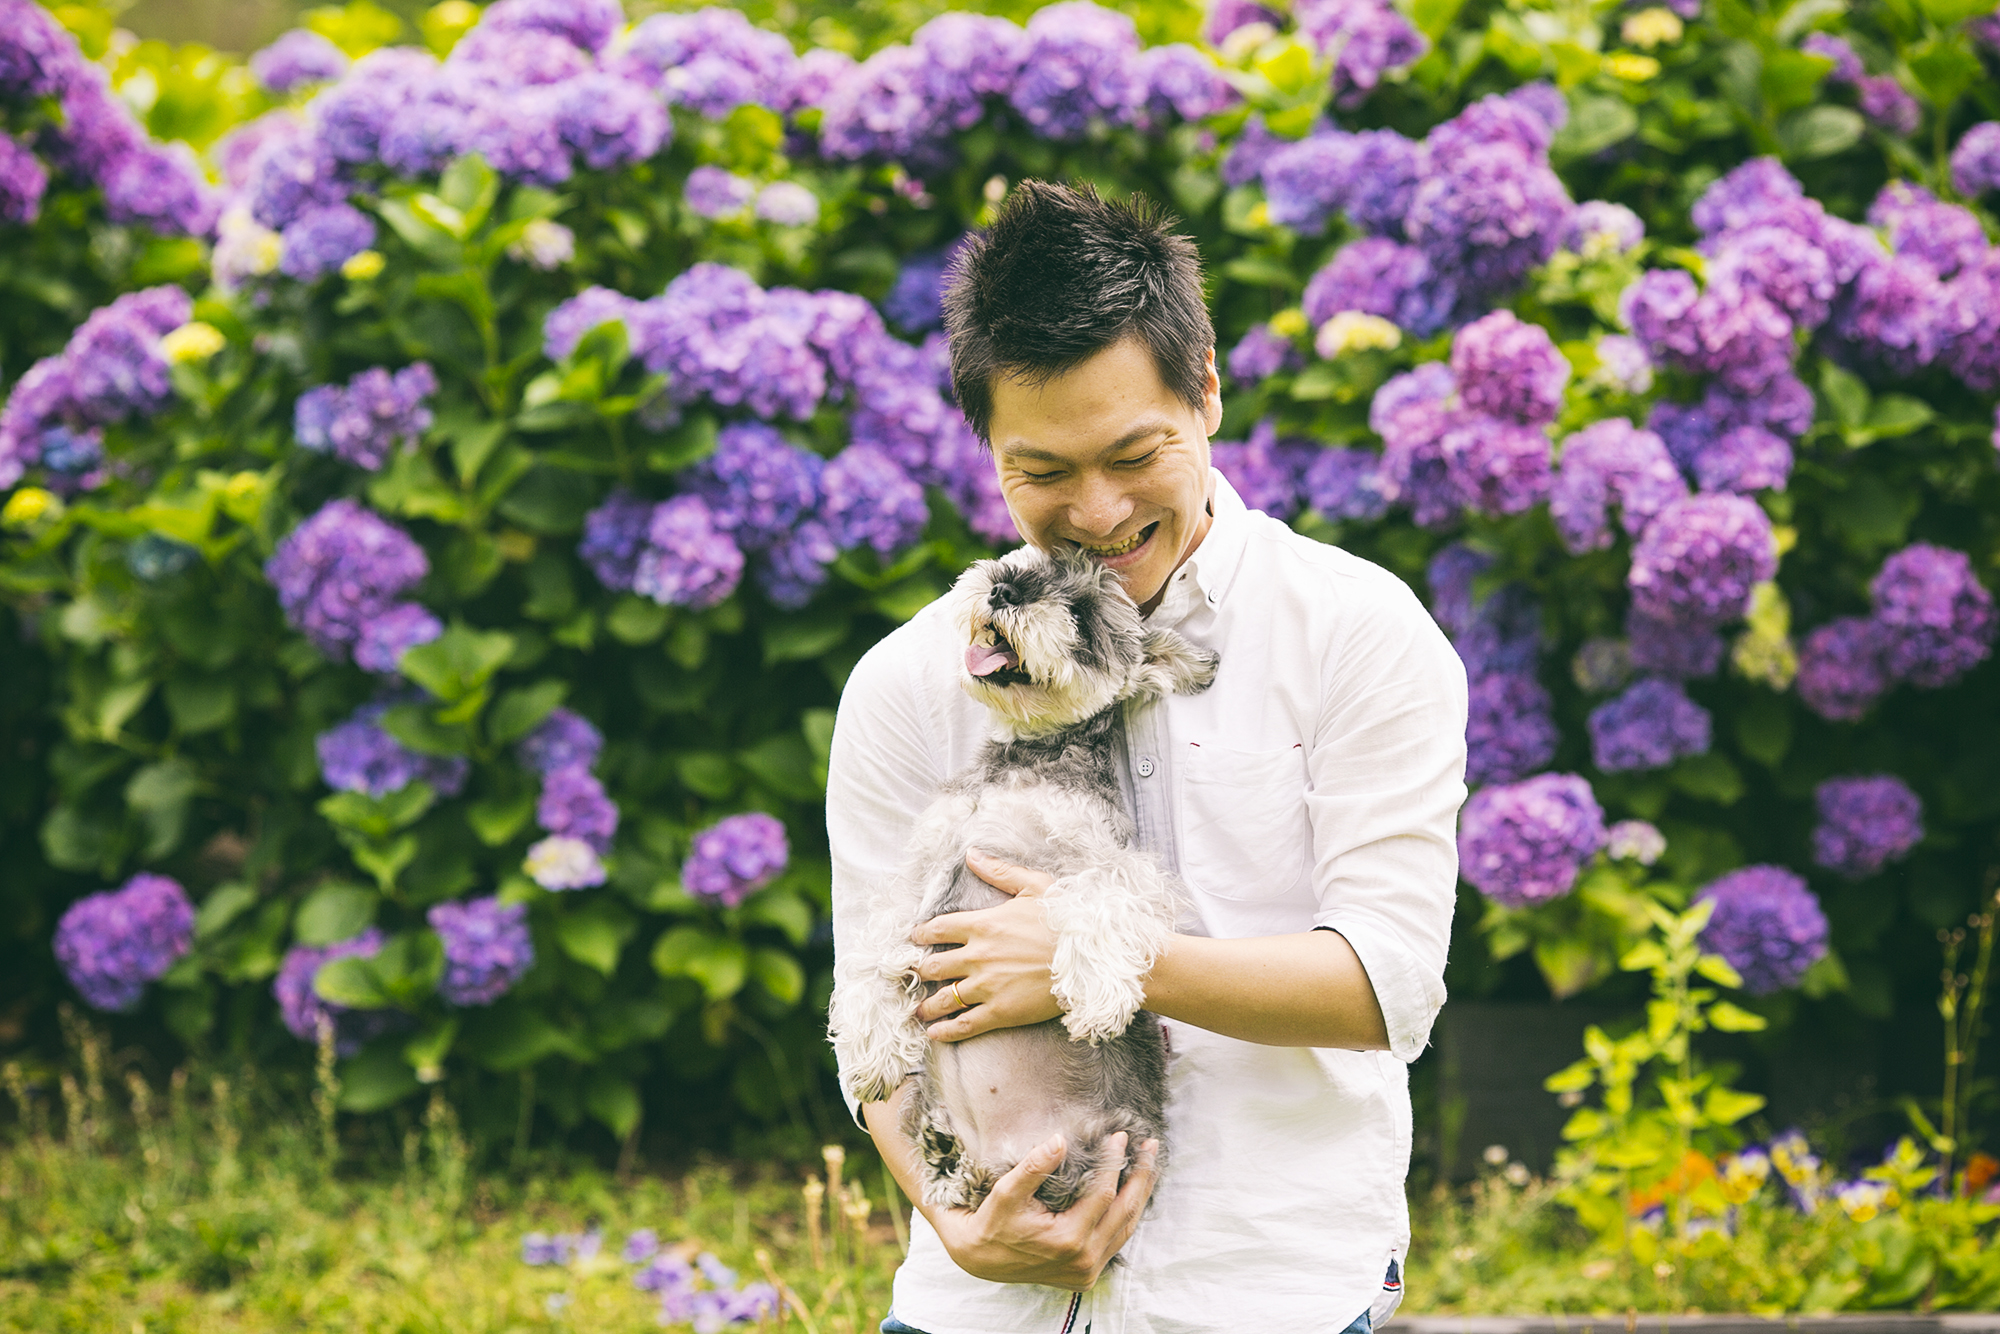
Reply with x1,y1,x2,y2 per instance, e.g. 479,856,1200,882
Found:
987,337,1223,614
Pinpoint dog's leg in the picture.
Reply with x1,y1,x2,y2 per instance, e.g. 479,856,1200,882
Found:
1042,851,1186,1045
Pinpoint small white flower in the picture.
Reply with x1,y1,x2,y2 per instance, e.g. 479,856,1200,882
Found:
1315,311,1402,359
1605,819,1666,865
754,182,821,228
525,835,605,891
509,219,575,271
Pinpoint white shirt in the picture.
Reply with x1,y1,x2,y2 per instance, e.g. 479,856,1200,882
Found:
826,473,1468,1334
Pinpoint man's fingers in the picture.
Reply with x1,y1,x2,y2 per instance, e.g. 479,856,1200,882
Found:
909,910,975,947
966,849,1053,897
981,1133,1065,1216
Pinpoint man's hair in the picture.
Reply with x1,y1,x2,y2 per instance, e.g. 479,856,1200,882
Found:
941,180,1214,445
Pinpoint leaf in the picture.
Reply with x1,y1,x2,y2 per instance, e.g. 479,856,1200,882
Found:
606,596,670,645
437,153,500,232
763,608,850,665
1619,940,1668,973
1759,49,1832,114
1707,1000,1769,1032
741,888,813,948
294,882,378,946
1534,935,1613,999
165,675,236,734
487,679,566,745
495,465,596,535
675,751,737,800
398,624,515,705
336,1041,422,1112
319,784,436,839
1906,35,1981,108
1702,1086,1766,1125
585,1070,642,1140
1776,105,1864,160
467,791,536,847
403,1016,460,1083
376,702,467,757
557,900,637,977
1222,257,1297,288
749,947,805,1007
1734,694,1793,768
194,883,259,941
651,926,749,1000
1670,752,1744,805
1861,394,1933,441
461,1003,571,1072
314,956,391,1009
448,419,508,486
738,733,819,801
1694,954,1745,988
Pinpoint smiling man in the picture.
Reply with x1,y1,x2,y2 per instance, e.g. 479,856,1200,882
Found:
826,181,1468,1334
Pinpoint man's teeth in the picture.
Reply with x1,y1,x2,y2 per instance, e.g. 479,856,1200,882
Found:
1081,528,1148,557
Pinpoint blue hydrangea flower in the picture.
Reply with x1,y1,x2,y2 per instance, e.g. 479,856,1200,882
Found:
317,701,469,797
519,708,604,776
429,897,534,1006
266,499,430,659
1869,542,1995,688
1587,677,1711,772
1812,775,1923,879
1696,866,1828,994
821,445,929,556
683,812,789,907
1456,773,1606,907
633,495,745,609
250,29,349,93
53,874,195,1013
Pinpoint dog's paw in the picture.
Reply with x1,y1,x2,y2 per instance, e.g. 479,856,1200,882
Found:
1138,628,1220,697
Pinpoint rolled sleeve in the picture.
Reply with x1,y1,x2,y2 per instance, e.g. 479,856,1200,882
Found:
1306,570,1467,1063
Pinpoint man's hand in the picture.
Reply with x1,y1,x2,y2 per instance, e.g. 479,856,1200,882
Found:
911,850,1062,1040
926,1131,1160,1291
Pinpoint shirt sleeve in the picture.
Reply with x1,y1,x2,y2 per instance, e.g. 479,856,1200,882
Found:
825,618,952,1125
1306,565,1468,1064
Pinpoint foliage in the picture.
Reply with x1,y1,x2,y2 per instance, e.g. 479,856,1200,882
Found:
1,0,1998,1158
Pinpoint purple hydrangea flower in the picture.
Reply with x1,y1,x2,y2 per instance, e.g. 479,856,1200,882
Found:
1211,420,1312,518
1406,102,1573,313
1867,181,1986,281
1593,335,1654,396
1466,671,1559,787
755,518,839,609
623,1229,662,1264
781,47,855,115
1627,495,1777,627
1457,773,1606,907
1696,866,1828,994
684,165,755,218
1427,541,1491,638
1301,447,1391,521
1136,43,1236,124
1226,324,1303,385
1549,418,1686,554
1824,250,1946,379
1565,201,1645,256
816,46,947,168
273,928,389,1053
1627,608,1724,679
1264,130,1424,239
555,72,671,172
1587,677,1712,771
1222,113,1285,188
1856,75,1920,136
822,445,930,556
1302,237,1453,337
250,29,349,93
755,181,820,227
544,287,637,363
633,266,826,419
317,702,470,797
1691,424,1793,495
1206,0,1283,45
519,707,603,776
633,495,744,610
1294,0,1429,105
1371,362,1463,527
1942,252,2000,393
1869,543,1995,688
0,132,49,225
266,499,430,658
1707,223,1839,330
1438,414,1553,518
1451,311,1569,425
295,363,437,471
683,812,789,907
1952,122,2000,198
353,602,443,673
429,897,534,1007
1812,775,1922,879
1802,32,1863,83
1691,158,1807,237
1008,3,1143,140
882,239,966,334
480,0,624,52
579,488,655,591
52,874,194,1013
0,0,86,100
537,763,619,853
1606,819,1666,864
682,421,822,551
614,10,797,118
1796,616,1889,721
1454,585,1543,679
245,128,352,231
279,203,376,281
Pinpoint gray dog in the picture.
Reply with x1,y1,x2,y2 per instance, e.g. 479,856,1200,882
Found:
829,546,1218,1212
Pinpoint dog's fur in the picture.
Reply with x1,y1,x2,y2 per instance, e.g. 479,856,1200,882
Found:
828,546,1218,1212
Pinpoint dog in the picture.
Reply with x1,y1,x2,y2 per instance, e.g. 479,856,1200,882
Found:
828,546,1219,1213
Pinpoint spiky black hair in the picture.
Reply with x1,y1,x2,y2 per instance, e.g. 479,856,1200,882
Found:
941,180,1214,445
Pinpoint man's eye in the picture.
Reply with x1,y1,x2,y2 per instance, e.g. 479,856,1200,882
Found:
1119,450,1159,468
1019,468,1063,482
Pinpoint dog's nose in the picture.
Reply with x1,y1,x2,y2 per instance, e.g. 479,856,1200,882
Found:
989,582,1022,608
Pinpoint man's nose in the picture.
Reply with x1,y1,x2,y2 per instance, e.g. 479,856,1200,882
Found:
1067,473,1135,537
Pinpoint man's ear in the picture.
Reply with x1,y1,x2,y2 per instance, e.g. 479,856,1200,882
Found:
1201,346,1222,435
1135,628,1220,698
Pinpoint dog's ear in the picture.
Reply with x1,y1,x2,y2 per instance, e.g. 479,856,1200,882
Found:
1133,628,1220,698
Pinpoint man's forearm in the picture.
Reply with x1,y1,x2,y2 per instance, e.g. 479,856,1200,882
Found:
1141,929,1390,1049
861,1085,935,1227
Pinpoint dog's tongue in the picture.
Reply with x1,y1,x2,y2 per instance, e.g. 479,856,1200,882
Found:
965,643,1019,677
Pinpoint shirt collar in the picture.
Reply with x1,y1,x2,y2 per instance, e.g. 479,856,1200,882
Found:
1147,468,1251,627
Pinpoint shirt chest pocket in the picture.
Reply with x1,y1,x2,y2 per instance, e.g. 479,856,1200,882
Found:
1179,743,1314,902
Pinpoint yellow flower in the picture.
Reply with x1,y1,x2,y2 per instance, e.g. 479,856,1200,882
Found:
1,487,59,527
1315,311,1402,358
1606,53,1662,81
341,249,386,281
1268,307,1310,339
161,321,226,365
1246,201,1272,228
1620,8,1684,50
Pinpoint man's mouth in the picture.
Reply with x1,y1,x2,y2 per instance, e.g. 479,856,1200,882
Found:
1078,523,1156,560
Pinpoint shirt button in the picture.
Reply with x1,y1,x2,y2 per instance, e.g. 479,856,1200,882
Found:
1137,756,1157,778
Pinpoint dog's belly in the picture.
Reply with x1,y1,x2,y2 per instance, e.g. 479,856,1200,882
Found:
929,1022,1077,1168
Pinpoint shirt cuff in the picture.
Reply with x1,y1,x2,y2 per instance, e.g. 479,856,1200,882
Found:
1314,918,1445,1063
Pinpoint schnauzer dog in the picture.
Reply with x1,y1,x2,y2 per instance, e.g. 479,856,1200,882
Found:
829,546,1218,1213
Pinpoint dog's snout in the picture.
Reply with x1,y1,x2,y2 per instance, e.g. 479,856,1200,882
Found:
988,582,1023,608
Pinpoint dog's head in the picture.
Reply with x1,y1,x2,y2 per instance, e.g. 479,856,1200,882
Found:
948,547,1219,738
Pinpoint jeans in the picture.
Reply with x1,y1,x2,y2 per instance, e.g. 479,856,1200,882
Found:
878,1301,1374,1333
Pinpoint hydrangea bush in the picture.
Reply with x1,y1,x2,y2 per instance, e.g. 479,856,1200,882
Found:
4,0,1998,1145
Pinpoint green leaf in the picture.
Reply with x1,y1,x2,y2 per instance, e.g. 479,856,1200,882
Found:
1544,1060,1595,1094
487,679,566,745
1776,105,1864,160
436,153,500,232
1707,1000,1769,1032
336,1041,422,1113
164,675,236,734
1671,752,1744,805
557,900,637,977
468,791,536,847
462,1003,571,1072
1553,95,1639,159
126,759,197,858
1906,35,1981,108
1534,935,1613,999
315,956,392,1010
1734,694,1793,768
1759,49,1832,114
1861,394,1933,441
496,465,596,535
741,888,813,948
1619,940,1669,973
739,734,818,801
398,624,516,704
651,926,749,1000
675,752,738,800
606,596,671,645
319,783,436,839
585,1070,642,1140
294,882,378,946
1702,1086,1766,1125
194,883,259,941
377,702,468,757
1694,954,1745,988
1412,0,1468,38
1918,0,1993,23
448,419,508,486
1222,257,1298,288
403,1016,460,1084
763,608,850,665
367,447,467,523
749,947,805,1006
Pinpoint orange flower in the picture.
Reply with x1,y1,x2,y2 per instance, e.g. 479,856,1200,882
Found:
1627,1150,1717,1214
1963,1152,1998,1197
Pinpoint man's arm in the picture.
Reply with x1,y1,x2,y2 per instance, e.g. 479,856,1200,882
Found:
860,1083,1160,1292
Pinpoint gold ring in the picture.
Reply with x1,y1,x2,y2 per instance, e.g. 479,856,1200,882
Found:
947,981,967,1011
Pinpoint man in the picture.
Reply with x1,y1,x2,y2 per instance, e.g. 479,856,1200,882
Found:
827,181,1467,1334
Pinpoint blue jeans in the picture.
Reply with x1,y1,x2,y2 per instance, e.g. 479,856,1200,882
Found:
879,1302,1374,1333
